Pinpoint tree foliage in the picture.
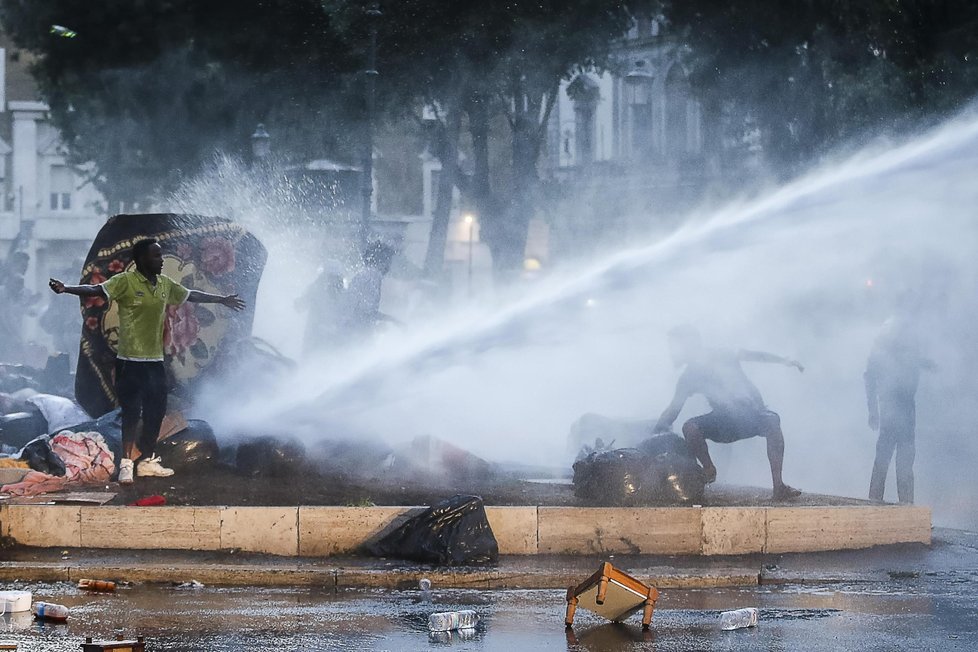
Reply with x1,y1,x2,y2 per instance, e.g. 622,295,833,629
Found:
662,0,978,171
329,0,651,274
0,0,360,205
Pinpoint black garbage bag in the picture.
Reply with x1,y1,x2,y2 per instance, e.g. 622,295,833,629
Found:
156,421,219,470
573,448,652,506
367,494,499,566
0,410,49,449
18,436,66,476
636,433,689,458
235,435,306,477
645,452,706,505
573,443,706,506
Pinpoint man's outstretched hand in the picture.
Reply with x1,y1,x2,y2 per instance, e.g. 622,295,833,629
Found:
789,359,805,373
220,294,246,311
48,278,65,294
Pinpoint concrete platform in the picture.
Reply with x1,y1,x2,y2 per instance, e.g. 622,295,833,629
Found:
0,503,930,557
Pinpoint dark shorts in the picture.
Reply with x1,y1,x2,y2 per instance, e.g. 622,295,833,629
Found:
687,410,780,444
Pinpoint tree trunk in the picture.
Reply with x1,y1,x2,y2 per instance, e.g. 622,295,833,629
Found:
423,99,462,277
486,76,559,280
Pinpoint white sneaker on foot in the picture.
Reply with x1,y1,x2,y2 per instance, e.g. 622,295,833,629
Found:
118,458,134,485
136,455,174,478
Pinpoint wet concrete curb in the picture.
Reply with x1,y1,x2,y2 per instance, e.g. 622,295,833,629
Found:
0,560,761,590
0,504,932,557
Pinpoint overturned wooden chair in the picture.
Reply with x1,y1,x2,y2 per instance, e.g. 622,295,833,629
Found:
565,562,659,630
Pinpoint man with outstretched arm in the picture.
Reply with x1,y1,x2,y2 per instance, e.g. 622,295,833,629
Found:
653,325,804,501
49,238,244,484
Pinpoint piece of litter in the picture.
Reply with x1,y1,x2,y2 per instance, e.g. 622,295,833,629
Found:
176,580,204,589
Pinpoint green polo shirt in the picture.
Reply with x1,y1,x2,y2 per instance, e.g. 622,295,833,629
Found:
101,270,191,361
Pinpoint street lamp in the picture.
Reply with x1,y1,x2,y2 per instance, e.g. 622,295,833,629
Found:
250,123,271,165
463,213,475,296
360,2,382,251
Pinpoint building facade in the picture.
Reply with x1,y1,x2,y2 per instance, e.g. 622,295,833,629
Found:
0,41,107,292
542,17,729,257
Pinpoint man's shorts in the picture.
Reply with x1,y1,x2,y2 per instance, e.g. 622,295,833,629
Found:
686,410,780,444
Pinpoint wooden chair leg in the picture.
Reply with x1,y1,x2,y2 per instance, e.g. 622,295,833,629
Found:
565,588,578,628
642,586,658,629
596,576,609,605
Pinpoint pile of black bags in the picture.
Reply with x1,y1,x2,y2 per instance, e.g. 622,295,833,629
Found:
572,433,706,506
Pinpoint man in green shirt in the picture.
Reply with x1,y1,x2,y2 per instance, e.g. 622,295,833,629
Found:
49,238,244,484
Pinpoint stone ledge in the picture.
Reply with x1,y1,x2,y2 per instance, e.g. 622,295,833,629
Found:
0,504,931,557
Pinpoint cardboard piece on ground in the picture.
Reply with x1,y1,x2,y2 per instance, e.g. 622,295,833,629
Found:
8,491,116,505
565,561,659,629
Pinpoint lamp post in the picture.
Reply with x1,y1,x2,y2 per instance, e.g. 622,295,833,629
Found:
464,213,475,296
250,123,271,167
360,2,382,250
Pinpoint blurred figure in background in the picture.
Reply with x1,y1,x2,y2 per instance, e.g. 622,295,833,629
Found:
865,309,936,504
342,241,400,341
0,252,39,363
297,260,347,355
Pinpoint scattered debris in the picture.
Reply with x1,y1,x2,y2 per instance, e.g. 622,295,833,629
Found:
32,601,69,621
78,579,116,592
428,609,479,632
720,607,759,630
127,495,166,507
0,590,31,613
175,580,205,590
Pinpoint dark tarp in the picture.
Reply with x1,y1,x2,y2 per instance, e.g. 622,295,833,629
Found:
75,214,266,417
367,494,499,566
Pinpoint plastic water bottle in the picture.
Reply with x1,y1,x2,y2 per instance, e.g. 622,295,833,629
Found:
427,610,479,632
32,602,70,622
719,607,759,630
419,578,432,604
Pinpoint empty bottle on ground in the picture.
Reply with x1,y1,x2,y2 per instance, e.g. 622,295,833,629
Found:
719,607,759,630
427,610,479,632
32,602,70,621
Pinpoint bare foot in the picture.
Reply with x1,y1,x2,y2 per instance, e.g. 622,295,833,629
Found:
773,484,801,500
702,465,717,484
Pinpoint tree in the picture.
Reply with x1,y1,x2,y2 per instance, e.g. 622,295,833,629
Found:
462,2,650,277
661,1,978,173
0,0,360,206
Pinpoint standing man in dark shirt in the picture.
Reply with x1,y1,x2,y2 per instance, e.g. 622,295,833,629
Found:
48,238,245,484
653,325,804,500
865,315,935,504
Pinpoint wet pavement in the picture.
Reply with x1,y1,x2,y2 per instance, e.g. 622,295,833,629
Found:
1,578,976,651
0,529,976,650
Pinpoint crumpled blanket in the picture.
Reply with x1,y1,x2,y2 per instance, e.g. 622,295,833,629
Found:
1,430,115,497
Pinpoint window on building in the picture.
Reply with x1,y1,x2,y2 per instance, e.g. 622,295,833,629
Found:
665,65,692,158
49,165,74,211
567,75,600,166
625,77,654,160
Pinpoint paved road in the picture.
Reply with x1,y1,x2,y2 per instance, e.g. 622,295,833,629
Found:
2,575,976,651
2,530,977,651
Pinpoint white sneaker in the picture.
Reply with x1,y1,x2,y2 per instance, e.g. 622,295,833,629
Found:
118,458,134,485
136,455,174,478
